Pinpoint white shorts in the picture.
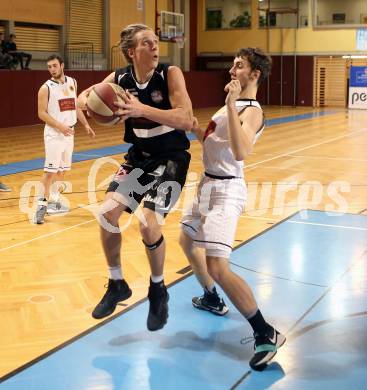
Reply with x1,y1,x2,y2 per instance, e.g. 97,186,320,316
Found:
181,175,247,258
44,133,74,173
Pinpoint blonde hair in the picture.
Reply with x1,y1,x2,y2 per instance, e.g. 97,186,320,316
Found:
120,24,154,63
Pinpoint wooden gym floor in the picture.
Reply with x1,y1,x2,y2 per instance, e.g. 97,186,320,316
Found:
0,106,367,380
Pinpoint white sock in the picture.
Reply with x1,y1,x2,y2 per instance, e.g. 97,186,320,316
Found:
206,284,215,293
109,266,123,280
150,274,164,283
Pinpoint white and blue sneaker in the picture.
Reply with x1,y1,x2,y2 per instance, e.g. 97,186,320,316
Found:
47,201,70,215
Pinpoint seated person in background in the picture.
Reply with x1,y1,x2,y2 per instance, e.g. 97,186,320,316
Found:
5,34,32,70
0,32,15,69
0,32,6,52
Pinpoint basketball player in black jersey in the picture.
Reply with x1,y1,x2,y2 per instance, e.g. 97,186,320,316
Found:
78,24,193,331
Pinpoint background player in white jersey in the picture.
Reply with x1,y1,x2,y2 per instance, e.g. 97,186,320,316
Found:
180,48,286,371
78,24,192,331
34,55,94,224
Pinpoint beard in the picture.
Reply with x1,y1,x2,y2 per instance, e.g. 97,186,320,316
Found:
52,70,63,80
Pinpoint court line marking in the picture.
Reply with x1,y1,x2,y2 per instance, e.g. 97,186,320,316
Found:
230,262,328,288
229,370,251,390
230,221,367,389
1,211,303,383
287,219,367,231
2,211,366,254
286,248,367,337
73,152,106,158
2,128,366,253
238,214,367,232
3,209,361,384
0,110,346,177
287,154,367,163
0,219,95,252
246,127,367,171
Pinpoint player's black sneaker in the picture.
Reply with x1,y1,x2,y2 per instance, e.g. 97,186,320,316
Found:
92,279,132,319
192,287,229,316
249,328,286,371
147,282,169,331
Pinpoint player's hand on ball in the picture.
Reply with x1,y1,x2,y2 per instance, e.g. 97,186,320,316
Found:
224,80,241,106
86,83,125,126
77,86,93,111
114,90,145,119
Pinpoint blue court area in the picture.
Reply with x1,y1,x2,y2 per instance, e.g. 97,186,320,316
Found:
0,110,336,176
1,210,366,389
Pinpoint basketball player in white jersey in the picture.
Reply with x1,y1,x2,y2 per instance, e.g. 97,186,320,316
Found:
34,55,94,224
180,48,286,371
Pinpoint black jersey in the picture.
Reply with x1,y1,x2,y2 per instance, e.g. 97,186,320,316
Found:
114,63,190,158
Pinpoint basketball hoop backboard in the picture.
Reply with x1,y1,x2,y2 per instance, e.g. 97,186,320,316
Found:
159,10,184,42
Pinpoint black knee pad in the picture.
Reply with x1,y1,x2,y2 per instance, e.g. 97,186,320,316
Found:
142,235,164,250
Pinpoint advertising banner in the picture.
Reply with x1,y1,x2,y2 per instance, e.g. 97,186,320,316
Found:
349,66,367,109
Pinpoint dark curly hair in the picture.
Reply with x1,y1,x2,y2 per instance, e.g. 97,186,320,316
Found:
235,47,272,85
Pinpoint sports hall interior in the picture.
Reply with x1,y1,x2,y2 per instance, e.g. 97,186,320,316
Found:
0,1,366,389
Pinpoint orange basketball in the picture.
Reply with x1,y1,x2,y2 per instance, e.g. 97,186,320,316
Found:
86,83,125,126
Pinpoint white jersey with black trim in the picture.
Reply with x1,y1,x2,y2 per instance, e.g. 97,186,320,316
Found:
44,76,77,137
203,99,265,178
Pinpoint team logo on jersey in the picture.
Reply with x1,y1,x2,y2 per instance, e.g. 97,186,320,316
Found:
151,90,163,103
203,120,217,141
58,98,76,112
69,85,74,92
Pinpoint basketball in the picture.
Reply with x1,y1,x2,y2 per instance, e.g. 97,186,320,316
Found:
86,83,125,126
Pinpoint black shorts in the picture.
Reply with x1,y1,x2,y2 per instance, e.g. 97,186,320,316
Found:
107,151,190,217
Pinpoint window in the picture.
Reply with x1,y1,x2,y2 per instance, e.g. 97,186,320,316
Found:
205,0,252,30
206,9,223,29
315,0,367,27
258,0,308,29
